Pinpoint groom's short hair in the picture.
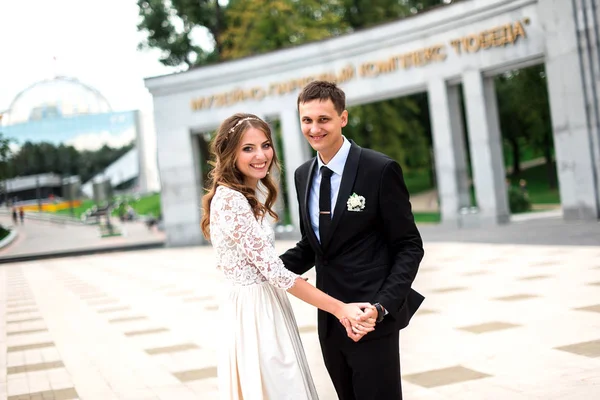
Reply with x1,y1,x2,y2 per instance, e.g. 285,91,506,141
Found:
298,81,346,115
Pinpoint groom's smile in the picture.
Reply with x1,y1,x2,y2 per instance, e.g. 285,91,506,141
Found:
309,133,327,141
299,99,348,164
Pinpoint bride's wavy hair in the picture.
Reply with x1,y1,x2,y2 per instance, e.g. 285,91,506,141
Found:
201,113,280,240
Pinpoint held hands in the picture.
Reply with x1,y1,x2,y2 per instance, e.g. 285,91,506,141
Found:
347,305,378,340
335,303,378,342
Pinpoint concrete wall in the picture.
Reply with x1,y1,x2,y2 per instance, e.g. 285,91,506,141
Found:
540,0,600,220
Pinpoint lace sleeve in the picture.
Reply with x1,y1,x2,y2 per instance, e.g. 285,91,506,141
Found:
216,188,299,290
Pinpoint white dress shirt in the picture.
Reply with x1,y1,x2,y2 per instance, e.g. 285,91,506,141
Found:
309,137,352,243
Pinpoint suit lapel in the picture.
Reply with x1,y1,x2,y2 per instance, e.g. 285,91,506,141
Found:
302,158,322,255
321,142,362,249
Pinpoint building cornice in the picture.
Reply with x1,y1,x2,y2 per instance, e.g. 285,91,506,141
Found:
144,0,537,96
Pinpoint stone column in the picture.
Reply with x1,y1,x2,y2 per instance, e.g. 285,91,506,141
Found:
427,78,471,227
133,110,148,193
539,0,600,220
462,70,510,225
156,124,204,247
280,108,311,231
260,114,286,224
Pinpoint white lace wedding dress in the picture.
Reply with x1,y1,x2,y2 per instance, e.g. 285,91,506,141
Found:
210,185,319,400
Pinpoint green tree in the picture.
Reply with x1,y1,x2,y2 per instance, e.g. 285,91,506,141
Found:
339,0,447,29
496,72,529,175
518,66,555,187
7,142,134,184
0,133,12,180
344,97,429,170
0,133,11,231
221,0,348,59
136,0,449,68
56,145,81,177
340,0,410,29
496,65,555,187
136,0,224,67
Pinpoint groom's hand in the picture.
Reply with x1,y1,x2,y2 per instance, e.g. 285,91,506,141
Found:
351,305,376,336
341,318,364,342
340,304,376,342
358,305,378,324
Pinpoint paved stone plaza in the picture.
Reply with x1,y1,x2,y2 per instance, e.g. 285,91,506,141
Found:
0,216,164,260
1,235,600,399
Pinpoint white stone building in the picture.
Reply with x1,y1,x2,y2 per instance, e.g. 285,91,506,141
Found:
146,0,600,247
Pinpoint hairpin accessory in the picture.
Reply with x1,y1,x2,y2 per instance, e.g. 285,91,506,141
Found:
229,117,259,134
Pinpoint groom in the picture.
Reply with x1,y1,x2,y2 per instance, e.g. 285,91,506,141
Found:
280,81,424,400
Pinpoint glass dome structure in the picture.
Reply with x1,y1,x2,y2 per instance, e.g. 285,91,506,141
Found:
5,76,112,125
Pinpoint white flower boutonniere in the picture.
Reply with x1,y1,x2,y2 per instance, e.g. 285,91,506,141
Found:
347,193,366,212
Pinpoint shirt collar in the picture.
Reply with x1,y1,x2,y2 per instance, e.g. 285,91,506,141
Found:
317,137,351,177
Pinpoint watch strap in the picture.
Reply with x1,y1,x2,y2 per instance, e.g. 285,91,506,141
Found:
373,303,385,323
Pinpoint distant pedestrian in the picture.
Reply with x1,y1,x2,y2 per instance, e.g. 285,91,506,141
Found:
19,207,24,224
519,179,529,199
12,207,18,225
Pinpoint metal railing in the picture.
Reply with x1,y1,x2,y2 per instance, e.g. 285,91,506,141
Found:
0,208,87,226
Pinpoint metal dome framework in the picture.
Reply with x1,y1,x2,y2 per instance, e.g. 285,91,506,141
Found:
5,76,112,125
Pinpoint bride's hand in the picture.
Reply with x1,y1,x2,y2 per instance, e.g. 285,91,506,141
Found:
348,305,377,337
334,303,376,341
335,303,374,328
333,302,370,323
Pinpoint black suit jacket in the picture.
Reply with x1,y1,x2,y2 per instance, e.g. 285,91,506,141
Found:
281,141,425,340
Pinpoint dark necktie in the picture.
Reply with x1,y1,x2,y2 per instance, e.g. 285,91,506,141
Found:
319,166,333,243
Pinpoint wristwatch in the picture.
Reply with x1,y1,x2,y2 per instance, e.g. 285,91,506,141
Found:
372,303,386,323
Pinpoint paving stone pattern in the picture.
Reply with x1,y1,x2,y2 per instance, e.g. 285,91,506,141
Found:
1,241,599,399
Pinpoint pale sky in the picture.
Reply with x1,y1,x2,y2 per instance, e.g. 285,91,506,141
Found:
0,0,202,114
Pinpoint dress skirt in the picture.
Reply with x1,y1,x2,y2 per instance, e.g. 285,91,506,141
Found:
217,281,319,400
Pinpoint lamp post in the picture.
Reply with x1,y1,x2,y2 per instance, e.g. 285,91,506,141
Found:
36,175,42,212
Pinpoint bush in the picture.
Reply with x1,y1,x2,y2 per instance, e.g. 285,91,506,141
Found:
0,225,10,241
508,186,532,213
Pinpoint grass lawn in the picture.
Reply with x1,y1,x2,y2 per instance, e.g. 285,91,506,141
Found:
508,162,560,204
50,193,162,220
405,160,560,206
413,212,441,224
55,200,96,218
404,169,434,195
503,144,551,169
126,193,161,216
468,162,559,208
0,226,10,240
114,193,161,217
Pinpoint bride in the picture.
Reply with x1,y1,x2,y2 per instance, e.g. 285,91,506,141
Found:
201,113,375,399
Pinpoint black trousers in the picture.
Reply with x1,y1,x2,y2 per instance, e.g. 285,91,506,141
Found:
319,324,402,400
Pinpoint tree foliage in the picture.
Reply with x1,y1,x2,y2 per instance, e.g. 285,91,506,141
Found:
0,133,12,181
344,98,430,169
221,0,348,59
339,0,412,29
136,0,223,67
496,65,555,186
137,0,449,68
5,142,134,184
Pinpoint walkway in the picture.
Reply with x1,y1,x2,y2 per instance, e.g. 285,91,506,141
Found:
1,228,599,399
0,216,165,260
